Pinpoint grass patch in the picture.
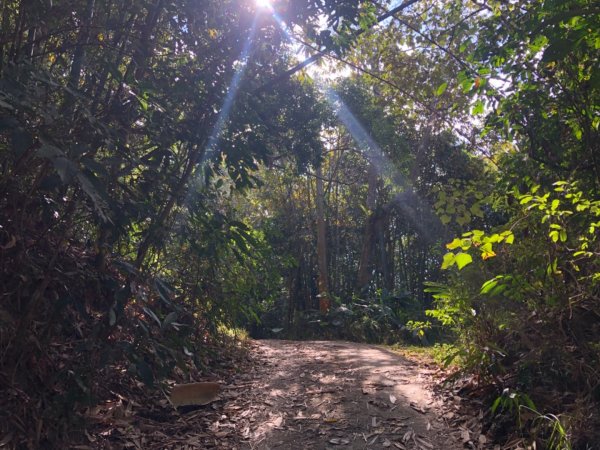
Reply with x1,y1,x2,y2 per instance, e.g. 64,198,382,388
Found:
386,343,461,369
217,324,250,342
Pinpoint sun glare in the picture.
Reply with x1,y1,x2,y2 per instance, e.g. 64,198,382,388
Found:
255,0,273,10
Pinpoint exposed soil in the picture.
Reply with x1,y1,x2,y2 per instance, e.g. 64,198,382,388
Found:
234,340,465,450
86,340,488,449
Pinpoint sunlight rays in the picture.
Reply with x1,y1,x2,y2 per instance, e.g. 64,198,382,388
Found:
265,8,431,233
320,84,427,233
184,13,260,204
202,16,259,163
186,2,431,236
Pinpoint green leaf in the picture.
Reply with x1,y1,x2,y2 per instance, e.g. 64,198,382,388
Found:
143,306,162,327
486,234,502,244
455,252,473,270
481,278,498,294
521,393,537,412
76,172,110,222
446,238,462,250
461,78,474,93
109,308,117,326
0,98,15,111
154,278,173,306
542,38,573,62
491,396,502,414
162,312,178,329
442,350,460,368
460,239,472,250
520,195,533,204
471,229,485,239
435,82,448,96
470,203,484,218
471,99,484,115
559,229,567,242
480,242,493,253
441,252,456,269
456,214,471,226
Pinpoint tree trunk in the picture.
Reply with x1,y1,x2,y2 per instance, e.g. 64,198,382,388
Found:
315,165,330,313
356,161,378,292
68,0,96,89
0,0,9,71
385,216,395,293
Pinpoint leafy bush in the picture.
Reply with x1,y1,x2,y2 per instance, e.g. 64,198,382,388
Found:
427,181,600,446
261,292,439,345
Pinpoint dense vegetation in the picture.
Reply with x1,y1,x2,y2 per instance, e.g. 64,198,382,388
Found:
0,0,598,448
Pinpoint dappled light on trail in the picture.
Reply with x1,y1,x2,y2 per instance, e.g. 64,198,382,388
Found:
243,340,463,449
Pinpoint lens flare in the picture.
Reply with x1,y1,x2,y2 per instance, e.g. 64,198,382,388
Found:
255,0,273,10
183,14,260,207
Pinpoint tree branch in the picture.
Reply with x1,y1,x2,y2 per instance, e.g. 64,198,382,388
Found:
256,0,421,91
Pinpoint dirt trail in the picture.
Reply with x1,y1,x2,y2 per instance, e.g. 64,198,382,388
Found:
234,340,463,450
86,339,480,449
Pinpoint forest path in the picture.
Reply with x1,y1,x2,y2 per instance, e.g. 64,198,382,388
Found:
234,340,465,450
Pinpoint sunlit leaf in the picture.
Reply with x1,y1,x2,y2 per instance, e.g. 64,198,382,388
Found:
481,250,496,260
441,252,456,269
446,238,462,250
481,278,499,294
471,99,484,115
455,252,473,270
435,82,448,96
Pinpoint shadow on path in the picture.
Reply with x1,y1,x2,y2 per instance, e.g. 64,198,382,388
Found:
239,340,463,450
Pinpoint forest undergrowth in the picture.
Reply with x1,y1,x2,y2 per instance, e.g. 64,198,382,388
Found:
0,226,250,447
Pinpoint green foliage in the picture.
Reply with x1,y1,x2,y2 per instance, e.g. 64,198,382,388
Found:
442,229,515,269
429,343,463,368
288,299,403,344
428,180,599,444
217,324,250,342
541,414,573,450
432,178,489,228
420,3,599,443
404,320,431,338
0,0,383,445
491,388,537,428
1,0,598,446
475,0,600,186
